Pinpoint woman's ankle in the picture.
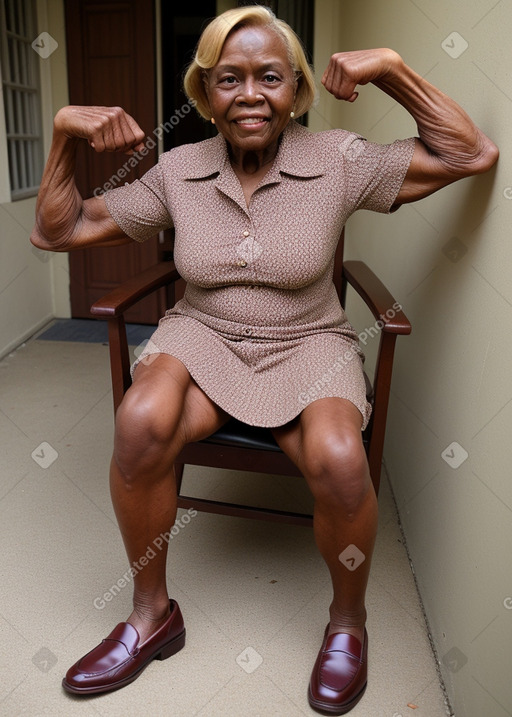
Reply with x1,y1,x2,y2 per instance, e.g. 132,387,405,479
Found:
132,590,171,622
327,605,367,640
127,601,171,644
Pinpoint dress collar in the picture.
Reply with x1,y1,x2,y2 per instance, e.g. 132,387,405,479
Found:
183,120,326,181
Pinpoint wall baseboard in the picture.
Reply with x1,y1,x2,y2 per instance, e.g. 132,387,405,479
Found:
0,314,54,362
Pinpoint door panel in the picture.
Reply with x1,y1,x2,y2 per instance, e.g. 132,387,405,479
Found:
64,0,163,323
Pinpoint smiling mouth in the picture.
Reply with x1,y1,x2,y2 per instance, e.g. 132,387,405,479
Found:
235,117,269,126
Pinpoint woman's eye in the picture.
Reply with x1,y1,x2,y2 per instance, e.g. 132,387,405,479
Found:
263,74,280,83
221,76,237,84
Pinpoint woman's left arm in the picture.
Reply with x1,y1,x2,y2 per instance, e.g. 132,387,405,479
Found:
322,48,499,204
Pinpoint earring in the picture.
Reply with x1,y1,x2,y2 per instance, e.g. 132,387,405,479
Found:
290,111,295,118
211,117,216,124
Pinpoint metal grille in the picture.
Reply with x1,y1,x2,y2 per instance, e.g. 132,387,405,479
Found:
0,0,44,200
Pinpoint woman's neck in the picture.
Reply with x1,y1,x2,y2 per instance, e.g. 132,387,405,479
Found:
228,142,279,176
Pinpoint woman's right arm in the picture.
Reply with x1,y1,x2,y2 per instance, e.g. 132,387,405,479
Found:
31,105,147,252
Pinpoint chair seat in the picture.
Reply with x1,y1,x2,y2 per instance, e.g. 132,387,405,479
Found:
203,418,282,452
202,372,374,453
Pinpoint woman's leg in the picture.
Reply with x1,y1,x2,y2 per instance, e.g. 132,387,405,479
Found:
111,354,229,643
272,397,378,644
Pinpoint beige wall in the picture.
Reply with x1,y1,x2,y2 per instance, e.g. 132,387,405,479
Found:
312,1,512,715
0,0,70,359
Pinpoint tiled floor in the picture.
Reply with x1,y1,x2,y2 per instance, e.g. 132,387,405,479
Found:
0,331,450,716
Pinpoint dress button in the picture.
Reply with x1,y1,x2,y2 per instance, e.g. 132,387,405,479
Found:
238,260,247,267
243,328,252,336
243,230,250,237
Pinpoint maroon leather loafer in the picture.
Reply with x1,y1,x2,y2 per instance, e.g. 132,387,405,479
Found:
308,626,368,715
62,599,185,695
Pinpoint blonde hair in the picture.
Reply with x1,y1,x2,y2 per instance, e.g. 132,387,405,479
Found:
183,5,317,120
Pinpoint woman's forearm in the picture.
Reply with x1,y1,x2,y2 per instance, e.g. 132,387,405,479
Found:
32,131,84,250
373,52,498,176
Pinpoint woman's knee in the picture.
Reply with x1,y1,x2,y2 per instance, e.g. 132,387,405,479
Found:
303,431,371,515
113,376,184,479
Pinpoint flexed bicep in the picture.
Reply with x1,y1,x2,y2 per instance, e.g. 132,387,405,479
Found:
324,50,498,207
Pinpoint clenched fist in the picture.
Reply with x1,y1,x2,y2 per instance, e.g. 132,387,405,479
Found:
321,48,402,102
54,105,146,154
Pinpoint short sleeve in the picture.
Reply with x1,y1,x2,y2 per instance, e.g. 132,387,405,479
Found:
340,134,416,214
103,162,173,243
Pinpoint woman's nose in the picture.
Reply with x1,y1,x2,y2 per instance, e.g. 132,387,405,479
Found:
236,79,264,104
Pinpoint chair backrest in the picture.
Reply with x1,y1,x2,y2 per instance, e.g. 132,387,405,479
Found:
333,226,345,304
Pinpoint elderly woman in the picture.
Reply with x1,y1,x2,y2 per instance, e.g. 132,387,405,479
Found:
31,5,498,715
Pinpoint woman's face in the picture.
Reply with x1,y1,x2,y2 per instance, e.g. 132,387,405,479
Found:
205,26,297,159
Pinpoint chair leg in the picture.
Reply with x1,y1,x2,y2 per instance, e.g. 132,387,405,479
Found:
368,333,398,497
106,316,132,415
174,462,185,495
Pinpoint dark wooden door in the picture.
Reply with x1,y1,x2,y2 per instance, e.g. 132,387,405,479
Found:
64,0,163,323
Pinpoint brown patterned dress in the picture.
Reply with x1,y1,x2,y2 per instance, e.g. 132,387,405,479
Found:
104,121,415,429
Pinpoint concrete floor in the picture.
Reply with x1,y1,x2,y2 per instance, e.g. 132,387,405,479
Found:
0,332,450,716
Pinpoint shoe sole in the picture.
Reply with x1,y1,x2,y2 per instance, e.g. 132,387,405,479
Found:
62,628,186,696
307,681,367,715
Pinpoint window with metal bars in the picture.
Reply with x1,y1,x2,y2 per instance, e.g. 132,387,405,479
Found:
0,0,44,200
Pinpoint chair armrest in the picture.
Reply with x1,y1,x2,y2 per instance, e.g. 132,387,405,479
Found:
90,261,181,318
342,260,411,335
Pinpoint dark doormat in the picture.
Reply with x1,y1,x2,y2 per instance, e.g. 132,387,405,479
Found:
36,319,155,346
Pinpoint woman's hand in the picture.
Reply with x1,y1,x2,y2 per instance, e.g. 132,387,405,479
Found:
54,105,146,155
322,48,401,102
